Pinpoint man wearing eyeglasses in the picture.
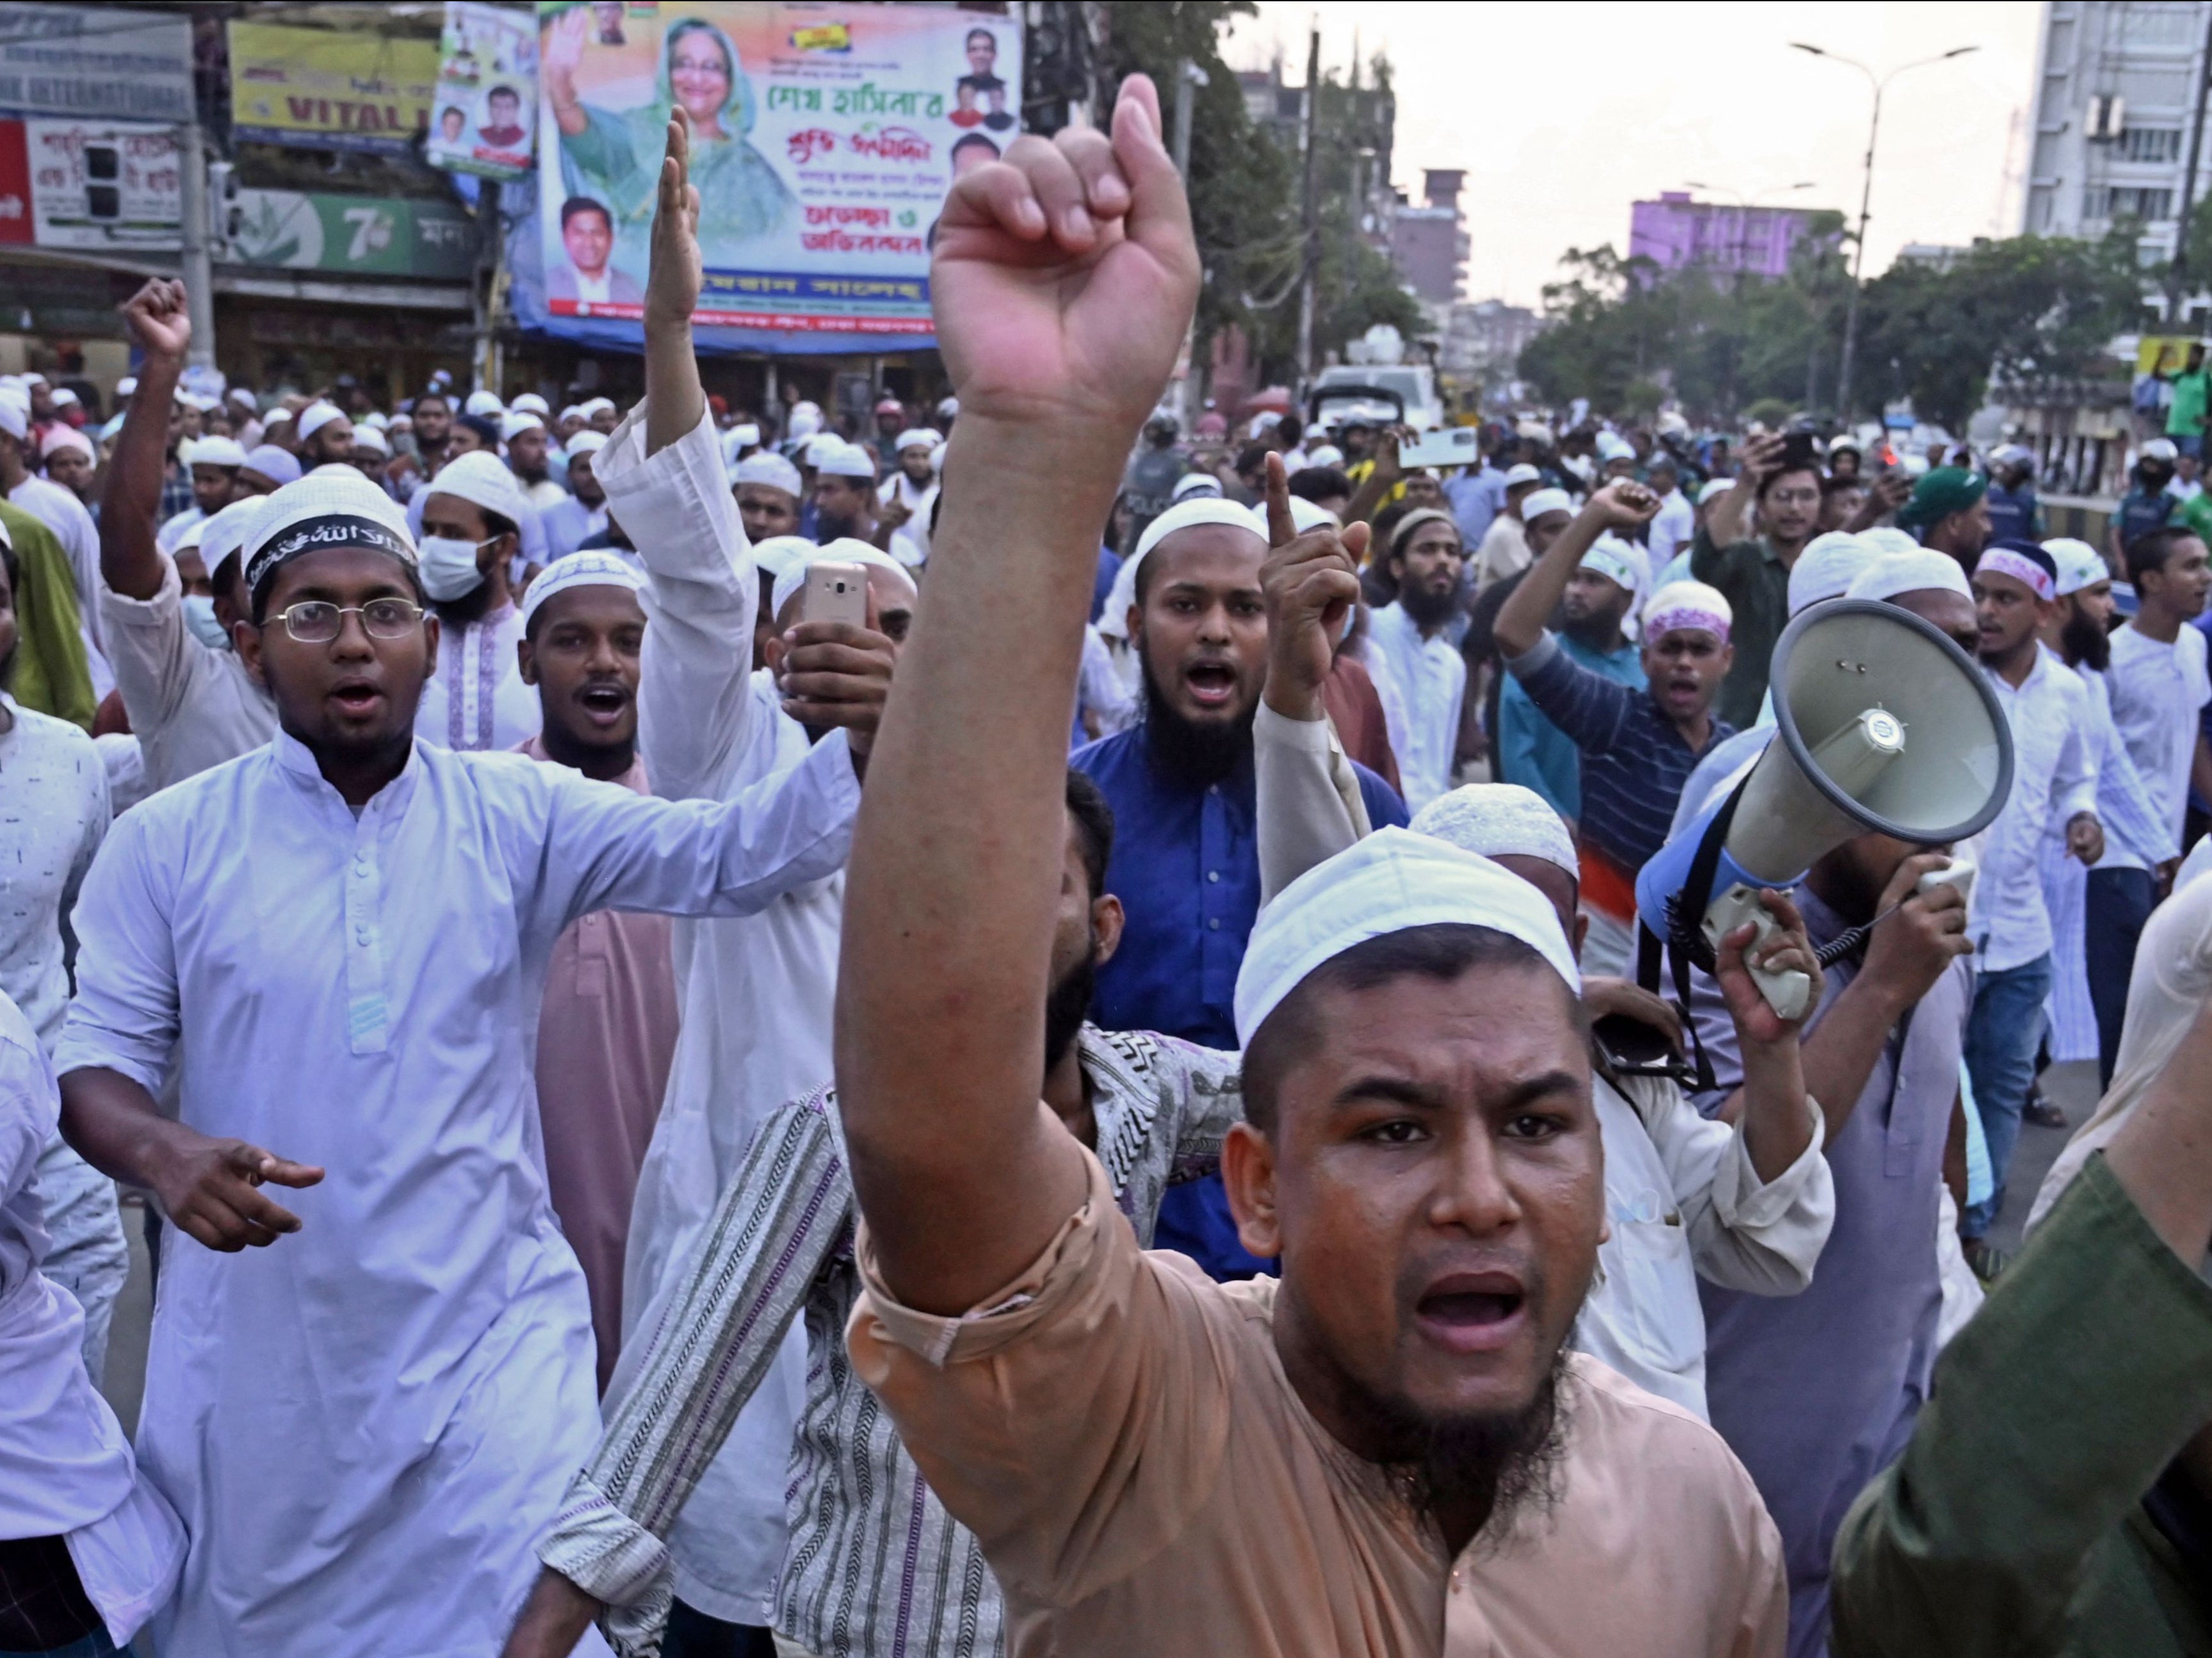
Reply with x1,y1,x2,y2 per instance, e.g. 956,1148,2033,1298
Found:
1691,429,1827,729
47,466,869,1657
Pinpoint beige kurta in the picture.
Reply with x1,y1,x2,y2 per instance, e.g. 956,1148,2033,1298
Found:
522,736,679,1391
850,1134,1787,1657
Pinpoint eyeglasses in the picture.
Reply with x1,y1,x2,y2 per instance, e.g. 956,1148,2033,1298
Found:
266,598,424,644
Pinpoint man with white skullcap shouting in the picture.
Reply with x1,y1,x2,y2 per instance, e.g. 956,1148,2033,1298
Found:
51,460,869,1657
829,74,1786,1657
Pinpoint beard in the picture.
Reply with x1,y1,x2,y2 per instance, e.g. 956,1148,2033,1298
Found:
1398,576,1458,630
1043,940,1096,1073
2060,600,2111,672
1141,655,1253,788
815,507,858,540
1560,603,1624,651
1364,1349,1571,1550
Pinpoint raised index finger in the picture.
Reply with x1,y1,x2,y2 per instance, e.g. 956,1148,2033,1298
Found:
1264,451,1297,549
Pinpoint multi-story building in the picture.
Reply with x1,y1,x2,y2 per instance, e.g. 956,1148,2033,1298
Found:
1629,191,1826,278
2025,0,2212,284
1392,168,1469,306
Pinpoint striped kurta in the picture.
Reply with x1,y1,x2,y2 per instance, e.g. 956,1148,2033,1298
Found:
542,1025,1242,1657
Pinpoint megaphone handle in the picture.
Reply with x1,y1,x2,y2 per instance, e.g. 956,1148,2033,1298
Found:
1749,957,1815,1023
1706,886,1817,1022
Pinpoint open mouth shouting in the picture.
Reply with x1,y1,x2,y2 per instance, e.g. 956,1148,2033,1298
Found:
328,678,386,719
1183,658,1240,711
1414,1270,1529,1355
574,678,632,729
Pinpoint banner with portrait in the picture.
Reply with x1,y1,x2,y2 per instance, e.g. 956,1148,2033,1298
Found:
533,1,1020,334
427,2,539,181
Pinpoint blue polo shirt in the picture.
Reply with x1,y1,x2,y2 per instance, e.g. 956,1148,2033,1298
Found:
1074,720,1407,1276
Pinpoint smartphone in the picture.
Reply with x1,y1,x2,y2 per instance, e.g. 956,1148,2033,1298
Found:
1397,426,1481,470
1779,430,1819,473
801,561,868,628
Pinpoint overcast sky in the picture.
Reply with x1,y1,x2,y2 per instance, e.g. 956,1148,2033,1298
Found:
1221,2,2044,308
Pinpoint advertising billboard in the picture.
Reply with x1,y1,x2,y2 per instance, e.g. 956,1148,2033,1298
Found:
535,2,1019,334
229,20,443,154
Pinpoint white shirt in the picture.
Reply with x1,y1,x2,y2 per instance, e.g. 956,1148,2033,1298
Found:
543,493,610,560
576,266,613,304
415,600,541,752
1475,512,1531,586
599,404,851,1622
153,502,202,557
1363,599,1466,812
0,697,107,1051
2106,619,2211,845
0,991,185,1648
97,554,278,792
1970,650,2098,972
1582,1073,1832,1420
2063,653,2179,874
887,471,938,566
1647,486,1696,565
54,726,861,1655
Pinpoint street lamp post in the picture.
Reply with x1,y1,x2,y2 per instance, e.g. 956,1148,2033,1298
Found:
1793,42,1978,423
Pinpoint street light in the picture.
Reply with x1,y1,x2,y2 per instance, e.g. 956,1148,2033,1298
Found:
1794,41,1979,421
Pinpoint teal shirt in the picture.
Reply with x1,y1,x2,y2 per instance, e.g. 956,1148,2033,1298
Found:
1831,1153,2212,1658
1496,631,1644,820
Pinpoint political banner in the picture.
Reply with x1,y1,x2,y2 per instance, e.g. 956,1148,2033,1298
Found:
228,21,443,154
0,117,180,250
0,6,193,124
222,188,478,279
428,3,539,181
535,1,1020,334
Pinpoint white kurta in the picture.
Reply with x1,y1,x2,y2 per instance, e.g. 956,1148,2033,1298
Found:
53,726,860,1656
0,988,185,1649
1363,599,1467,812
416,601,541,752
601,405,847,1623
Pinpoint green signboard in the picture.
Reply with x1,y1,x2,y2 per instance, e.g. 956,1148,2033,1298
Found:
224,188,477,279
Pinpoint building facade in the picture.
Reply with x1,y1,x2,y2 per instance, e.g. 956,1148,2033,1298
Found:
1629,192,1824,278
1392,168,1469,306
2025,0,2212,275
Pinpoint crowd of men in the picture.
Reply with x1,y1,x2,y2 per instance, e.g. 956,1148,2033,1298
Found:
6,81,2212,1658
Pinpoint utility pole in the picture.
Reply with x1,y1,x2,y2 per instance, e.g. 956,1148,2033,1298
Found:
1170,59,1207,430
177,118,216,370
1294,24,1321,388
2168,2,2212,323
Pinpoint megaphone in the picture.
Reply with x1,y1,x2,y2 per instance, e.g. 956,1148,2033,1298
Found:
1635,597,2015,1019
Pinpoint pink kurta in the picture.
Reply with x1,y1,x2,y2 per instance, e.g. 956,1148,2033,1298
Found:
521,736,680,1390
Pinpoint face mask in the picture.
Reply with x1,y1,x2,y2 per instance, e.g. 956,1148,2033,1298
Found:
418,534,489,602
183,593,231,651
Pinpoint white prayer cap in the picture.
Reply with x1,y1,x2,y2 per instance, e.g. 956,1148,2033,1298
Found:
936,395,959,418
19,373,44,388
1786,531,1877,615
360,410,389,430
511,392,550,417
40,427,92,462
51,387,79,408
228,386,258,410
815,441,878,480
893,427,938,453
1698,477,1734,505
1501,462,1543,487
500,410,544,442
749,533,813,601
1132,496,1264,564
1579,531,1645,596
558,404,583,425
770,539,913,619
2044,537,2109,597
1991,442,2034,468
0,400,24,441
1643,578,1733,643
579,396,616,417
1520,487,1574,523
423,449,526,525
2143,437,2181,462
1517,419,1556,444
787,407,823,443
261,405,293,427
1172,471,1225,501
198,497,270,578
116,376,138,397
801,433,844,469
1305,443,1344,469
464,389,507,417
521,549,647,628
351,425,390,456
1844,548,1972,604
1596,431,1636,461
297,402,348,442
241,469,416,597
727,421,761,449
564,430,608,458
1233,827,1580,1048
242,444,301,486
732,451,803,495
1860,526,1920,557
1285,495,1340,532
1410,784,1580,883
186,435,248,469
170,515,206,552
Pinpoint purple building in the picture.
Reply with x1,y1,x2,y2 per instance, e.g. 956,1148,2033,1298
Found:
1629,191,1825,278
1392,169,1470,305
